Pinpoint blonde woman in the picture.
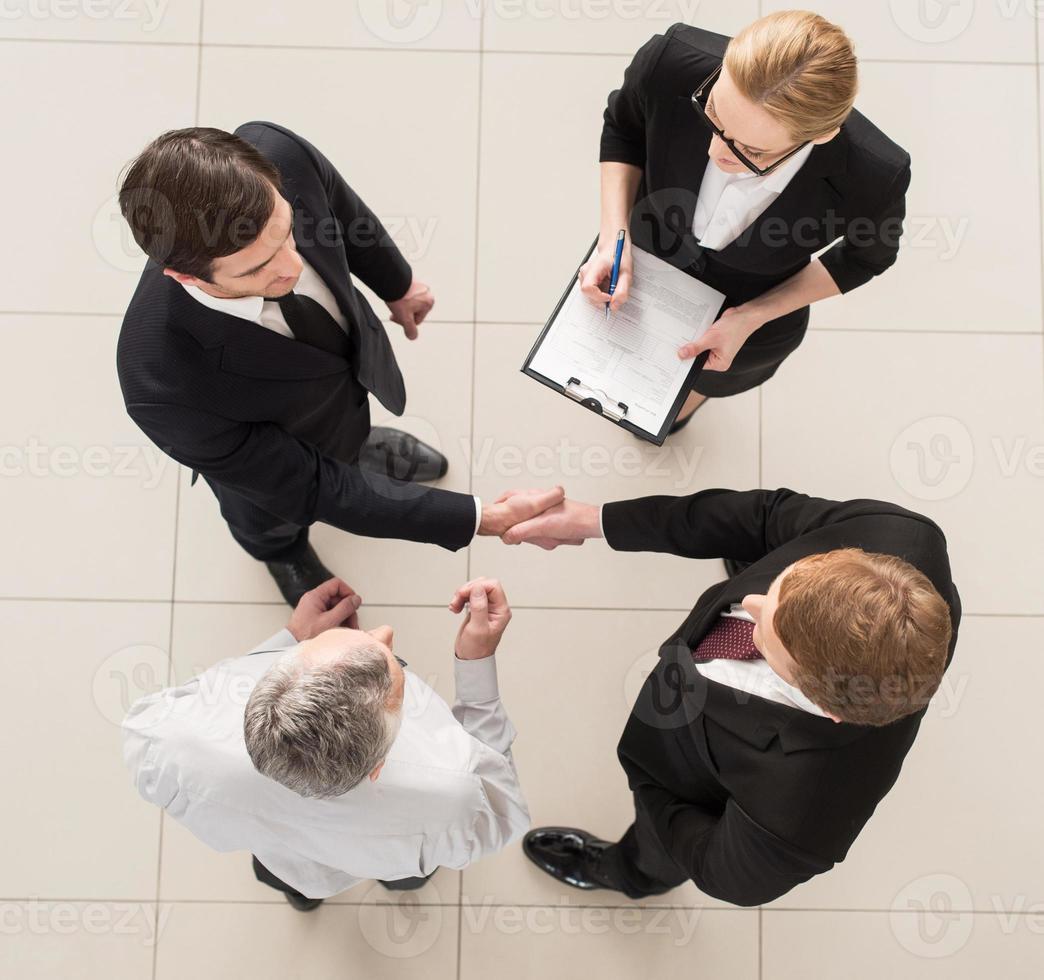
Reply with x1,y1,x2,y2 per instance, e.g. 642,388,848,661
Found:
580,12,910,432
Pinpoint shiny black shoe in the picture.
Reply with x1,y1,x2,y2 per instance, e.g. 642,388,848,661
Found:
283,892,323,912
265,543,334,608
724,557,752,578
358,427,448,483
522,827,624,893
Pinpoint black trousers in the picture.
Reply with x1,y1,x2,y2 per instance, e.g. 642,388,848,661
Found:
204,384,371,563
252,856,434,898
253,856,316,902
601,800,692,900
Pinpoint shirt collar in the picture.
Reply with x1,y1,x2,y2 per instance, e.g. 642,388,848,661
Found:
760,141,815,193
182,282,265,324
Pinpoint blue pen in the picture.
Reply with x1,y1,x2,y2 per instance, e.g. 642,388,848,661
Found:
605,229,626,320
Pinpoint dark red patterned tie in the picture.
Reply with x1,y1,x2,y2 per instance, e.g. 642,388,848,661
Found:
692,616,763,664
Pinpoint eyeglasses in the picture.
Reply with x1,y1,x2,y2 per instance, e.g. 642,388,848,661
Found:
690,65,810,177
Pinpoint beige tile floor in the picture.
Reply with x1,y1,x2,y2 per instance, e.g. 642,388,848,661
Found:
1,3,1042,978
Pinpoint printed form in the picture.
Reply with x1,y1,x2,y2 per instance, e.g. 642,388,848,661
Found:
528,246,725,435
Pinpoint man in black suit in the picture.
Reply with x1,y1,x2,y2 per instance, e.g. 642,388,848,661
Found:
117,123,560,604
501,487,959,906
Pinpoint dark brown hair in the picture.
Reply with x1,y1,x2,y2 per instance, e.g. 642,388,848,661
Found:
774,549,952,726
118,127,282,281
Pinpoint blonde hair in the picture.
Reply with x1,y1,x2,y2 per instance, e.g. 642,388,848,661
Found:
724,10,858,143
774,549,953,727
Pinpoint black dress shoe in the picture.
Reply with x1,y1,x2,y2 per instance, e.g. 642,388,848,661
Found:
283,892,323,912
522,827,624,893
265,543,334,608
358,427,448,483
724,557,752,578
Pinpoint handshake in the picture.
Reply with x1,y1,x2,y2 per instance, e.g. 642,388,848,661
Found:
477,486,602,551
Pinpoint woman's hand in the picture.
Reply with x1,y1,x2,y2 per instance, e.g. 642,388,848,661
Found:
678,307,763,372
578,239,633,313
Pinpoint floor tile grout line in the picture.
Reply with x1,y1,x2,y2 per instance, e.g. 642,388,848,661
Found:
1036,16,1044,404
460,14,485,978
151,9,204,977
0,36,1041,67
464,11,485,595
0,597,1039,618
6,896,1036,915
4,311,1041,339
757,906,763,980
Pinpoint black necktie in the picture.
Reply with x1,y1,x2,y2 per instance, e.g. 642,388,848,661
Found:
275,291,350,358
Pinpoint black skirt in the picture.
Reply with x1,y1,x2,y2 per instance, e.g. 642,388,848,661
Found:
691,305,809,398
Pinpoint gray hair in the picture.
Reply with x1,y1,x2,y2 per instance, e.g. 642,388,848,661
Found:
244,643,399,798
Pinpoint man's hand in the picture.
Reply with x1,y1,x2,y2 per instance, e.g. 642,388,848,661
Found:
499,493,602,551
288,578,363,641
479,485,565,537
449,577,512,661
578,239,633,313
678,306,763,372
387,279,434,340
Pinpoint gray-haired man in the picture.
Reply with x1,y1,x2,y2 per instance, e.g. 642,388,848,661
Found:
122,577,528,910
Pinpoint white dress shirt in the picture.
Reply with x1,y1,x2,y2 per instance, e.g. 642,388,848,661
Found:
691,143,815,251
597,506,826,716
695,605,829,716
122,629,529,898
182,255,348,338
182,259,483,535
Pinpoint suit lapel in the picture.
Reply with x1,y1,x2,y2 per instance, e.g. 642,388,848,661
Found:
713,133,847,265
646,99,849,272
660,556,873,754
172,264,348,383
287,191,358,325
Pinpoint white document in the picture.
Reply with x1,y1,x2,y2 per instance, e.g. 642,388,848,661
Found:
528,245,726,437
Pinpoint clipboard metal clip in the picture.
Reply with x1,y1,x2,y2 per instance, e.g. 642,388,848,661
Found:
565,377,629,423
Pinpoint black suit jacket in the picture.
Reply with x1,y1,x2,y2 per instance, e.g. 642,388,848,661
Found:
603,489,960,906
602,25,912,307
117,121,477,550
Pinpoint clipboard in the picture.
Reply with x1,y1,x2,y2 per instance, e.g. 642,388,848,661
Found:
521,239,719,446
